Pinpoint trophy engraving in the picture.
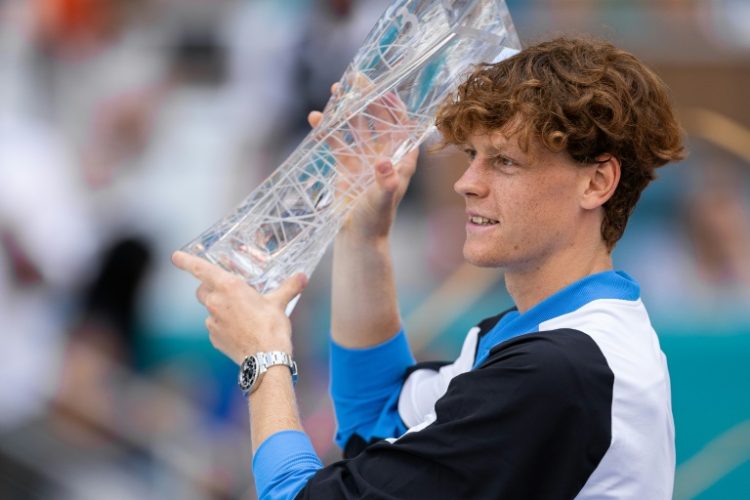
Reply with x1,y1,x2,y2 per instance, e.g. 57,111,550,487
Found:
181,0,520,294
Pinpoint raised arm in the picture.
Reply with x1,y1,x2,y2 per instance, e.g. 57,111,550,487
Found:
307,102,419,349
308,99,420,451
329,155,418,348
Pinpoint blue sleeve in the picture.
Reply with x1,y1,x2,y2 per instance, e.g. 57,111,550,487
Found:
252,430,323,500
329,329,416,449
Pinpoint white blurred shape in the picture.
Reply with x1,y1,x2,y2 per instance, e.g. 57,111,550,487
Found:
0,115,98,429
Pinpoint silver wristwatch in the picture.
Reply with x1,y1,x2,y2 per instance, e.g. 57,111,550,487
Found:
238,351,298,396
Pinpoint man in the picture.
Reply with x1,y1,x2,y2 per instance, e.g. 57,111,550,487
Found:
174,36,684,499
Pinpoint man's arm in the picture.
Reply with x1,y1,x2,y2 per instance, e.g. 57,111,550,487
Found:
249,367,304,454
331,233,401,348
248,368,322,499
174,104,421,498
172,251,323,499
307,105,418,348
306,106,424,449
326,156,420,450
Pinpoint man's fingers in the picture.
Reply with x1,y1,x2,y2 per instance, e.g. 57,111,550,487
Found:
196,283,210,305
375,161,400,194
348,111,373,147
172,251,226,286
172,251,209,279
308,110,323,128
381,91,410,124
367,106,397,139
266,273,308,309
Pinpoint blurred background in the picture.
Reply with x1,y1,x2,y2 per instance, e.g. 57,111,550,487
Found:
0,0,748,498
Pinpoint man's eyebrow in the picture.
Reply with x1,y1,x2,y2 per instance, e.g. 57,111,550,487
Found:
486,142,520,156
460,137,524,157
486,140,531,164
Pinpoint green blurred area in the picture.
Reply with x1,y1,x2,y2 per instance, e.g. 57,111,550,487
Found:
662,331,750,499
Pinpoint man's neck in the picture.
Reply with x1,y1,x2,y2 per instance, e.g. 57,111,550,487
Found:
504,242,613,314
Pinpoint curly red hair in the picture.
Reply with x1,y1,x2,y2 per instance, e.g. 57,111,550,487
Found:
436,36,686,249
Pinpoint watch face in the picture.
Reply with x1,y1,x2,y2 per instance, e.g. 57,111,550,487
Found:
239,356,259,392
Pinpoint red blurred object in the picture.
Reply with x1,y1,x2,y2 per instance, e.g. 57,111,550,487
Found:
34,0,121,51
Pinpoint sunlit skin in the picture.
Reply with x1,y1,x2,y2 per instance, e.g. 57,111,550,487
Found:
455,129,621,312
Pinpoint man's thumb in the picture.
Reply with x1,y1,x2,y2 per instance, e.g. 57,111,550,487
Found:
268,273,308,307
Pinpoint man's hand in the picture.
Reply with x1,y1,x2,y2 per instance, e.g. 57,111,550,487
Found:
172,251,307,364
307,82,418,348
308,82,419,243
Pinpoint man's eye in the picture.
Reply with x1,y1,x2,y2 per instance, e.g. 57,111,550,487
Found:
493,155,516,168
464,149,477,161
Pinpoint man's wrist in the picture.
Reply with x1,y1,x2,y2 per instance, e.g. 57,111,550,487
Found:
255,341,293,357
251,327,293,356
335,230,390,250
248,363,296,403
256,360,297,389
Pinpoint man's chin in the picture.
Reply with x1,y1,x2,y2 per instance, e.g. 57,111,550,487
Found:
462,248,505,269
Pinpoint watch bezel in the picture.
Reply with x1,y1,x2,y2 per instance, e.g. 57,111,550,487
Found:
239,355,260,394
238,352,297,396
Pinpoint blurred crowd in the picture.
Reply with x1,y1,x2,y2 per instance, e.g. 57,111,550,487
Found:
0,0,748,499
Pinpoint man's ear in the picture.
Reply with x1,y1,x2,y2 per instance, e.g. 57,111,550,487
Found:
581,154,620,210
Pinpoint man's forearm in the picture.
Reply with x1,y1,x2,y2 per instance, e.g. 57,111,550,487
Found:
249,366,303,453
331,233,402,348
248,368,323,500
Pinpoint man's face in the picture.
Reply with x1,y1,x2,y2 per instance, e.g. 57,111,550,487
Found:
454,130,589,271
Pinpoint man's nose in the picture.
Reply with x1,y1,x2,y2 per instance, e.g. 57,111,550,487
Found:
454,161,489,198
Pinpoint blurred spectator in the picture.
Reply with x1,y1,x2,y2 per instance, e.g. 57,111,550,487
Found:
289,0,391,140
222,0,308,167
684,165,750,287
0,115,97,430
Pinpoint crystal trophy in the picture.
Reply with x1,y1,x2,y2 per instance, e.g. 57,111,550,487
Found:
181,0,520,294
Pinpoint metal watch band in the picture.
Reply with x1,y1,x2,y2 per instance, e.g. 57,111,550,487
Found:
238,351,298,396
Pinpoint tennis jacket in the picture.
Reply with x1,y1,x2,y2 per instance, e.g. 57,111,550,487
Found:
252,270,675,499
